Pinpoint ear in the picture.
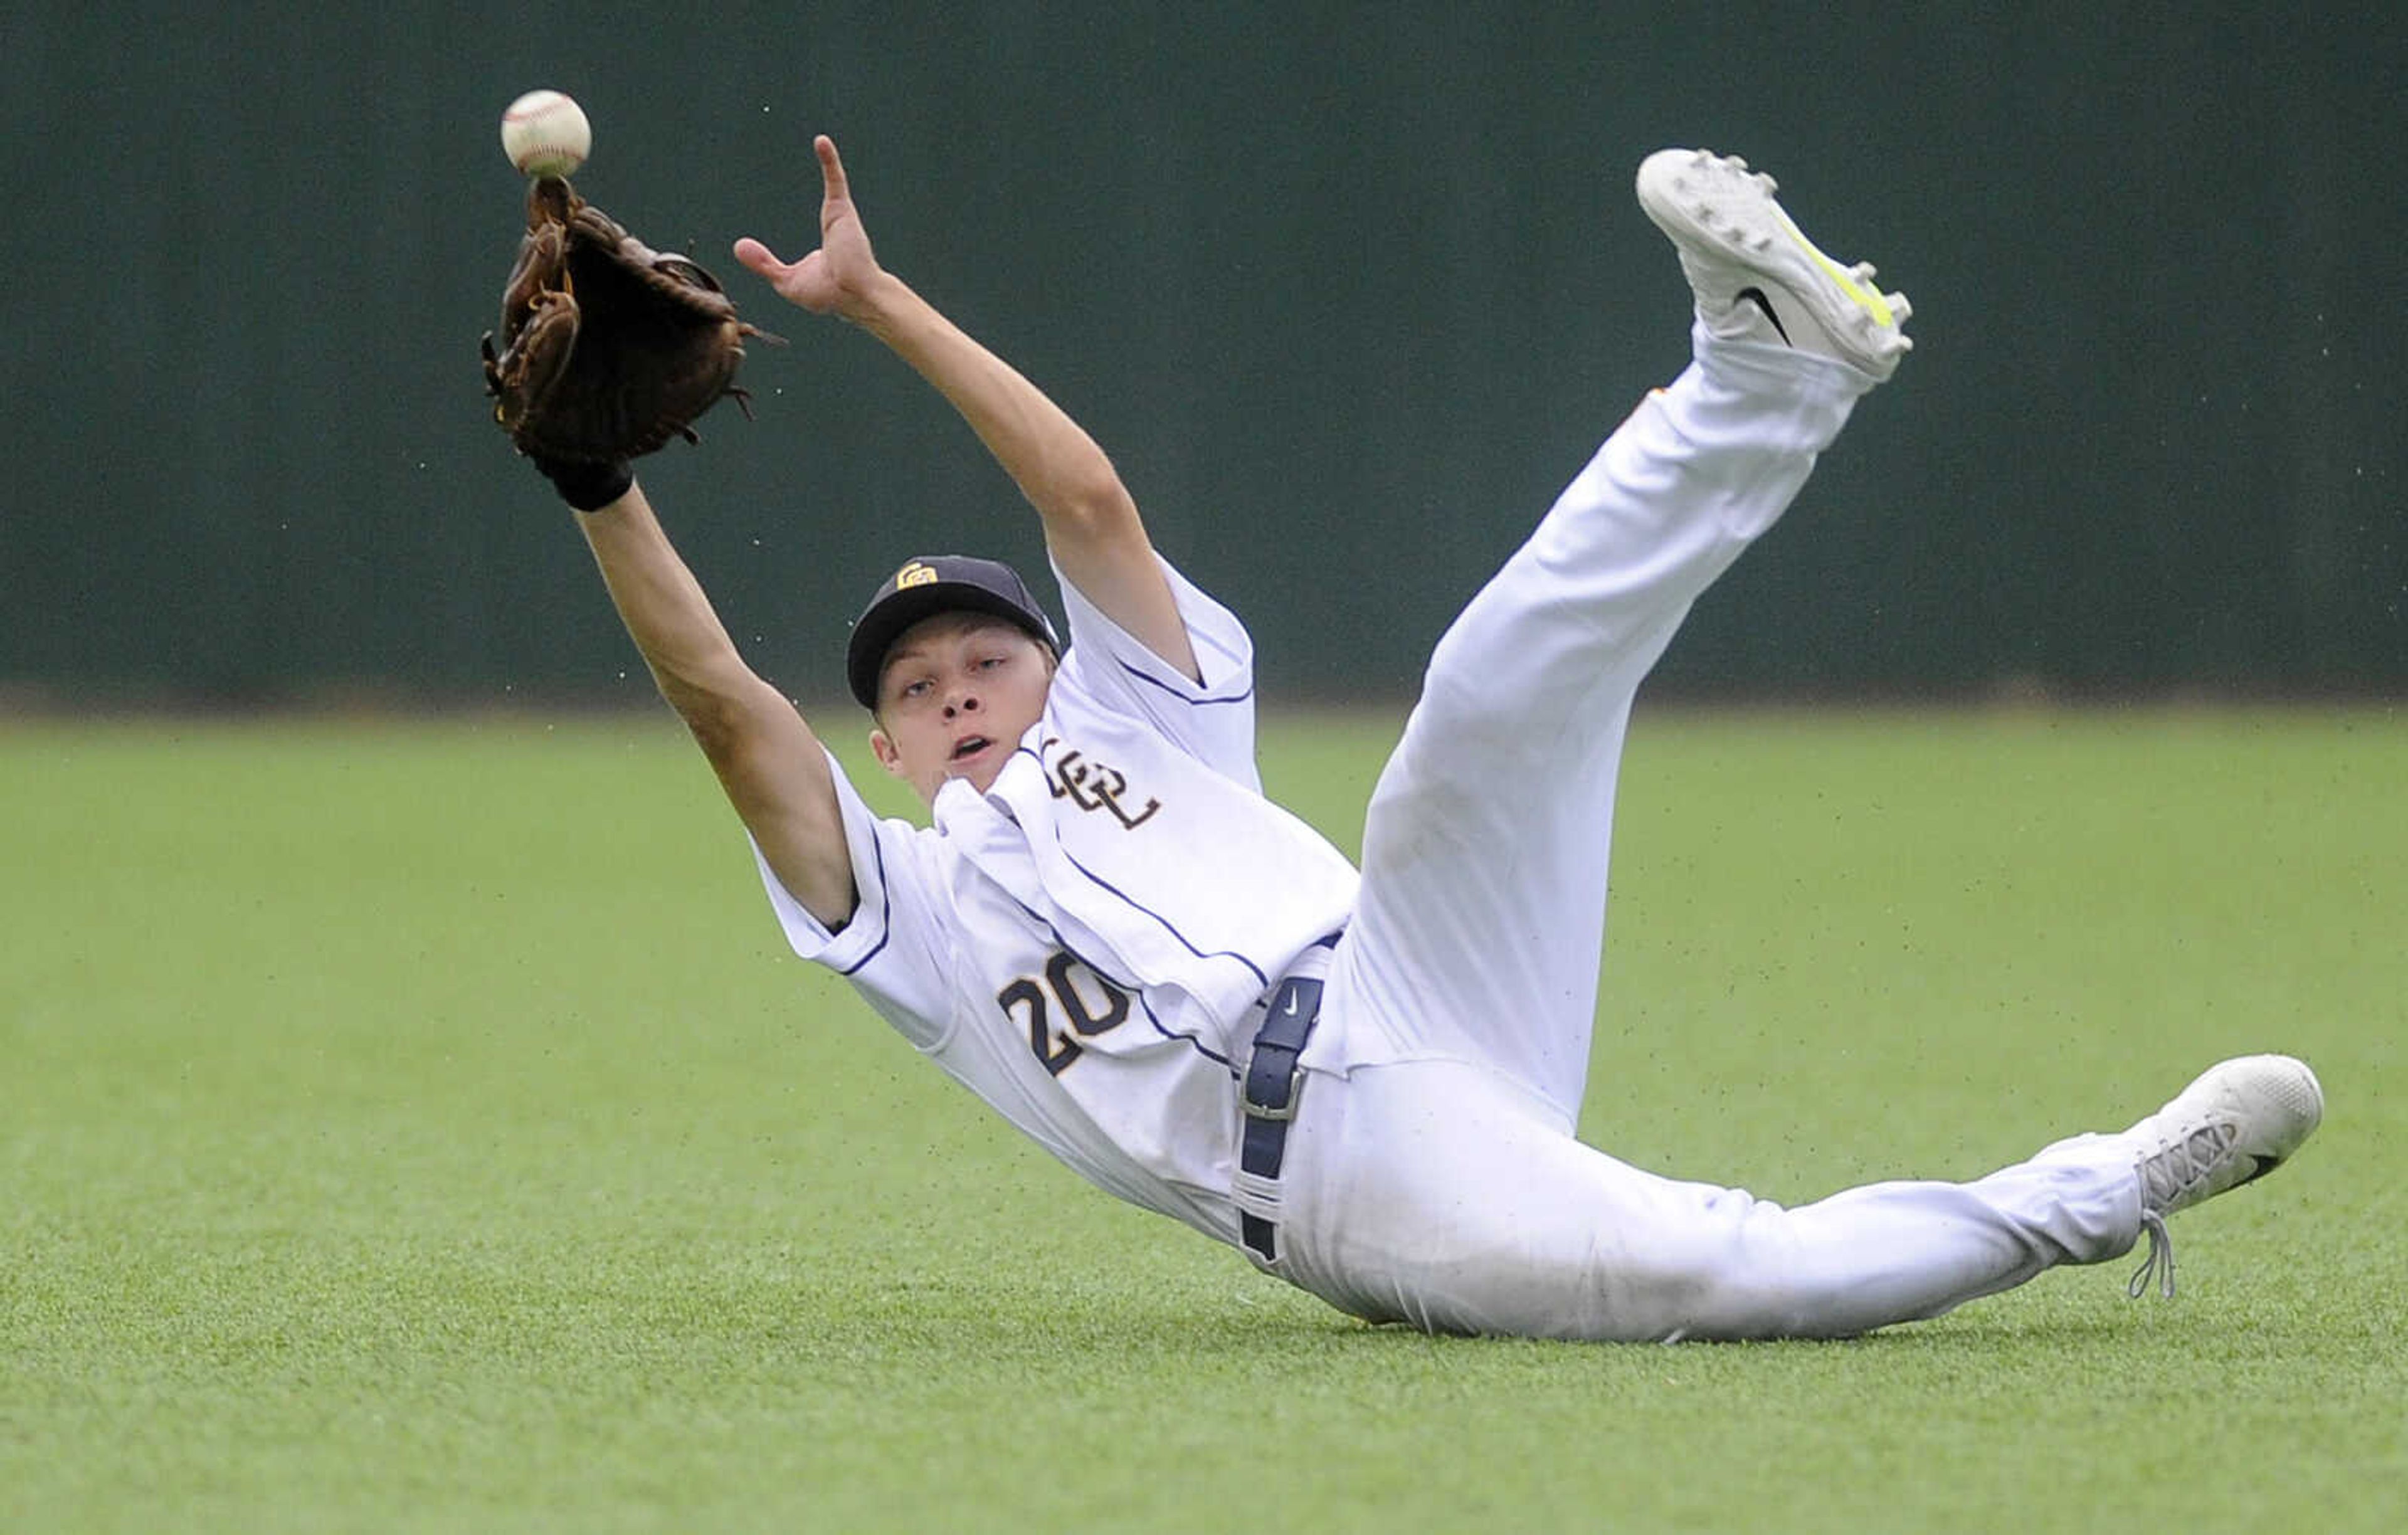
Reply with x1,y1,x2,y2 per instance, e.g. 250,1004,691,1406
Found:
869,725,904,778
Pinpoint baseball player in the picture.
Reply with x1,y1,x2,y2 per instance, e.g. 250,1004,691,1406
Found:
539,134,2322,1341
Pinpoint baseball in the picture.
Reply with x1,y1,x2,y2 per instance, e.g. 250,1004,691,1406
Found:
500,90,591,179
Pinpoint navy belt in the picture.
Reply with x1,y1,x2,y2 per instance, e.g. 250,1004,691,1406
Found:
1238,936,1338,1263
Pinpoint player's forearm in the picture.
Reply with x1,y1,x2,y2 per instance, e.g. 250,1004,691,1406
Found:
574,484,857,926
574,483,774,720
825,248,1199,680
852,272,1138,539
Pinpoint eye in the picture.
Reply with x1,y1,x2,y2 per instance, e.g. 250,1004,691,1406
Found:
899,677,933,700
977,655,1007,671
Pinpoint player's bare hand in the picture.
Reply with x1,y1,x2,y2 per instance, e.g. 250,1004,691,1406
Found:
733,135,884,322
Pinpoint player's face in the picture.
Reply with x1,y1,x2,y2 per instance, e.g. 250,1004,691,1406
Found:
869,612,1057,804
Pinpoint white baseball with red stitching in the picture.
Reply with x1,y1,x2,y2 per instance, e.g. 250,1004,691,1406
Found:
500,90,591,179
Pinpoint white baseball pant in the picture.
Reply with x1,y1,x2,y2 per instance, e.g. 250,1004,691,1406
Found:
1276,328,2147,1341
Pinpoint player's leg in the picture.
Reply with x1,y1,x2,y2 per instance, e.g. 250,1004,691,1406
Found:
1330,152,1912,1124
1272,1053,2321,1341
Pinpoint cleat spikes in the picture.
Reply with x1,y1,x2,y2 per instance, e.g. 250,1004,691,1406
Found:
1634,145,1914,381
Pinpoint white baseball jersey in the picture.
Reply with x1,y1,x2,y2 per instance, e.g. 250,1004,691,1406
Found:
754,558,1358,1248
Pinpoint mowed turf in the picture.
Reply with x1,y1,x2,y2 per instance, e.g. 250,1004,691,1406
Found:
4,709,2402,1532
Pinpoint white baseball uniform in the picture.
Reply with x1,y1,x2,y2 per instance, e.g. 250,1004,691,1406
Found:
755,320,2152,1341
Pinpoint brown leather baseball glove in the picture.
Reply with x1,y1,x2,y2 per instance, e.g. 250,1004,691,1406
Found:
480,176,771,482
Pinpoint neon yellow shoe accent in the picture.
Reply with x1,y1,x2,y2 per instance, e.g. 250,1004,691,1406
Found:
1781,219,1894,328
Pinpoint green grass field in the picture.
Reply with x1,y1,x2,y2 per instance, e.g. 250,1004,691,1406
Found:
5,708,2402,1532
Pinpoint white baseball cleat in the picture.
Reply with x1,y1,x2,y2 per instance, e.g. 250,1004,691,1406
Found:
2119,1053,2324,1297
1635,147,1913,381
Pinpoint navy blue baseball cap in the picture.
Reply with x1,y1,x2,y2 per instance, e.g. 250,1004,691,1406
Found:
845,554,1062,709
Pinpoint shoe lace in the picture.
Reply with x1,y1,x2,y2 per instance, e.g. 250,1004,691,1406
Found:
2134,1122,2237,1214
2126,1209,2177,1300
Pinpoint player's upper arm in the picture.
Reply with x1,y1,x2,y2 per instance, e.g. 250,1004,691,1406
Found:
747,756,954,1047
682,674,857,929
1041,482,1201,685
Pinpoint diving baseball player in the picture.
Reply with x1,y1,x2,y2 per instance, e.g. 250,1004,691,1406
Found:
535,134,2323,1341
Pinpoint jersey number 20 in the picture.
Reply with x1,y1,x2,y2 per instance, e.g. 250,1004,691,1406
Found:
998,952,1131,1075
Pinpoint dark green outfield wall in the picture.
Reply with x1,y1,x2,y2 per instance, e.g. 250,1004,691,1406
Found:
4,3,2400,705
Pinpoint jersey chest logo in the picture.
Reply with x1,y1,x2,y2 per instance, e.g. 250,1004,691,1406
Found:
1040,736,1161,830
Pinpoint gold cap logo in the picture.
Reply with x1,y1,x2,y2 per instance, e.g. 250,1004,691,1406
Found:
895,561,939,589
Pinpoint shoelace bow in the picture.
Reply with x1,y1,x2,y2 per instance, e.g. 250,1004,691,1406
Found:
2128,1210,2176,1299
2126,1122,2235,1300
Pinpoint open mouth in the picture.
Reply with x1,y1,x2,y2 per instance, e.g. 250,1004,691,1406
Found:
949,735,993,763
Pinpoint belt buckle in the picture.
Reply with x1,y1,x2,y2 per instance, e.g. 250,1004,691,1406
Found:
1245,1054,1307,1123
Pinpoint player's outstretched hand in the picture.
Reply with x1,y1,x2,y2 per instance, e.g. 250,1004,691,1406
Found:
733,135,885,322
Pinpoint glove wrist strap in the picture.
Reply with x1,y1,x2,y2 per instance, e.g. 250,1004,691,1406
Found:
535,456,635,513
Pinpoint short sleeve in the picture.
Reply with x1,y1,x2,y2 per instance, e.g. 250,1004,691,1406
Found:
752,747,953,1047
1050,554,1261,788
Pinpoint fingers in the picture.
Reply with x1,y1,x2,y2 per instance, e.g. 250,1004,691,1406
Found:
731,236,788,280
731,135,843,277
731,135,855,312
815,135,849,209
